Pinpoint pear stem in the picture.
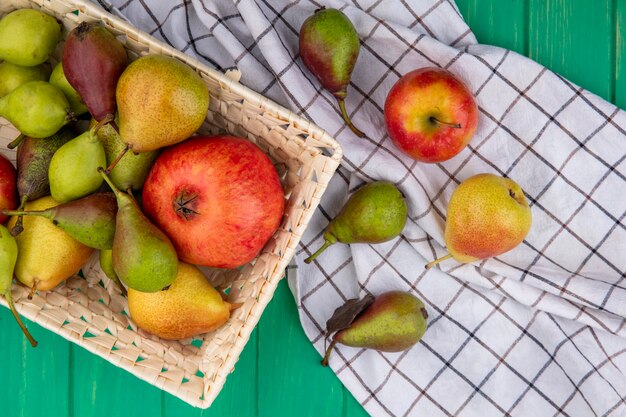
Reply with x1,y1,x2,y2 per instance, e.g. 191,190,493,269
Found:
321,339,338,367
425,253,453,270
27,281,37,300
4,287,37,347
429,117,461,129
104,144,131,175
337,98,365,138
9,195,28,236
304,239,335,264
98,167,122,198
2,209,51,219
92,114,115,136
7,134,25,150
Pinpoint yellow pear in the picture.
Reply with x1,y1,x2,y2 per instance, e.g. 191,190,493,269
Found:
116,54,209,153
128,262,232,340
426,173,532,268
8,196,94,292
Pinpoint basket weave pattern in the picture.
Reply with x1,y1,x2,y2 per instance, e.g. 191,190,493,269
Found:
0,0,341,408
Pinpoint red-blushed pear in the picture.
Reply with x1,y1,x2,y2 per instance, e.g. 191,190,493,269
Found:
141,135,285,269
384,67,478,163
0,154,17,224
426,173,532,269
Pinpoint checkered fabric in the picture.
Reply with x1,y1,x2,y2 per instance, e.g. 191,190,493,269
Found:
95,0,626,415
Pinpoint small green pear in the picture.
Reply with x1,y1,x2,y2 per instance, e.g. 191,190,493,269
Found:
299,8,363,137
0,9,61,67
3,193,117,250
0,81,71,138
0,61,50,97
99,249,126,295
49,62,89,116
0,224,37,347
91,118,158,191
48,122,108,203
305,181,408,263
99,168,178,293
322,291,428,366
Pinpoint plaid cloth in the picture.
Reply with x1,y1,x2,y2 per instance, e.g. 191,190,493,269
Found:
96,0,626,415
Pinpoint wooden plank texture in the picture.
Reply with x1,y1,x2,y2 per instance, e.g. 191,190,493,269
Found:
528,0,615,100
258,280,345,417
2,314,70,417
455,0,527,53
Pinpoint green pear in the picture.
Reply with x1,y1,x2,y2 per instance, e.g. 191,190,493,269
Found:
128,262,232,339
49,62,88,116
299,8,363,137
426,173,532,269
116,54,209,153
0,61,50,97
90,118,158,191
99,249,126,295
99,168,178,293
305,181,408,263
3,193,117,250
322,291,428,366
0,9,61,67
48,124,107,203
0,224,37,347
0,81,72,138
7,196,94,293
10,128,75,236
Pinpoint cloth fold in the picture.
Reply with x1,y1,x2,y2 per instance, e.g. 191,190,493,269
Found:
96,0,626,415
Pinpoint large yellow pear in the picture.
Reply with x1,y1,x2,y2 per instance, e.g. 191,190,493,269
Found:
128,262,232,340
116,54,209,153
427,173,532,268
8,196,94,291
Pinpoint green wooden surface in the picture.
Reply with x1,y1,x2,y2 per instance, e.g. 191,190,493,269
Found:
1,1,623,416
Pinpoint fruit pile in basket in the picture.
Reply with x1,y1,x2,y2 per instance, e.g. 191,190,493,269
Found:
0,9,285,347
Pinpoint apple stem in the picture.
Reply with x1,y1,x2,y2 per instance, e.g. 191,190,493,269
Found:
337,98,365,138
7,134,25,149
425,253,453,269
430,117,461,129
321,339,338,366
4,286,37,347
304,239,335,264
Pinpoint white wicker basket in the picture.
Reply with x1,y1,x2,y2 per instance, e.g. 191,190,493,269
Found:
0,0,341,408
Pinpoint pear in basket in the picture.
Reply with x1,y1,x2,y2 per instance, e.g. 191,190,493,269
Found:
0,61,50,97
115,55,209,154
128,262,233,340
98,168,178,293
62,21,127,123
0,224,37,347
7,196,94,294
49,63,89,116
90,117,158,192
0,81,73,139
10,128,75,236
0,9,61,67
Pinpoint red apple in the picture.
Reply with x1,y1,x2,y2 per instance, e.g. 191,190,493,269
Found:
384,67,478,163
0,153,18,224
142,135,285,269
